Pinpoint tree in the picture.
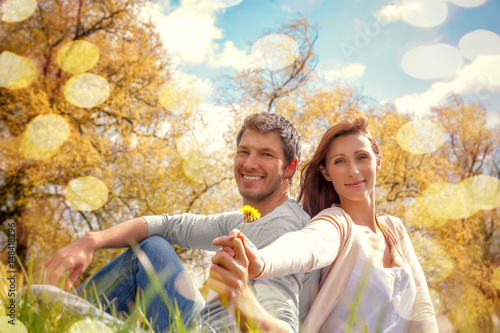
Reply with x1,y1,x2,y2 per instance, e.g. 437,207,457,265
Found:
0,0,234,284
427,96,500,331
374,96,500,331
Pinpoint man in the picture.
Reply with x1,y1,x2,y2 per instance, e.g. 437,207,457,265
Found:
44,112,319,332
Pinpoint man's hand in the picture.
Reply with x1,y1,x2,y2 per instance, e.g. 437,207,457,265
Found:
43,233,97,289
212,230,265,278
208,234,264,331
209,232,292,333
42,218,149,290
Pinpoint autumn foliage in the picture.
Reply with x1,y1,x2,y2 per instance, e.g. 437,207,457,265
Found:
0,1,499,331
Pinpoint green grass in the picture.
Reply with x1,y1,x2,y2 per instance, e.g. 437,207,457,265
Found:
2,252,384,333
1,253,200,333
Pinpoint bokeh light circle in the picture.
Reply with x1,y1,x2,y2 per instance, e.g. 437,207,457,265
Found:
401,0,448,28
428,288,443,314
447,0,487,7
176,132,200,160
401,46,432,80
210,0,243,8
158,82,200,114
0,316,27,333
396,119,446,154
412,236,454,283
390,282,417,321
407,175,499,229
401,44,462,79
458,30,500,61
419,44,462,78
174,271,206,303
57,40,100,74
0,0,37,22
68,318,114,333
182,157,228,185
0,51,37,89
176,117,231,185
21,114,70,160
177,132,228,184
65,177,109,211
461,175,500,211
406,182,474,229
423,183,475,220
64,73,110,108
251,33,299,71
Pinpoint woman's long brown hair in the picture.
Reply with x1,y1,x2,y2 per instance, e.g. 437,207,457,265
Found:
298,111,381,218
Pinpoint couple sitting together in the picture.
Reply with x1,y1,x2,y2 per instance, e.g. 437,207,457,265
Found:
42,111,438,332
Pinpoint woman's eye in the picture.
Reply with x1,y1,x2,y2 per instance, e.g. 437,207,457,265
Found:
334,159,344,164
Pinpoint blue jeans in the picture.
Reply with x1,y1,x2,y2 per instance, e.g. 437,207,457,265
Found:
77,236,205,332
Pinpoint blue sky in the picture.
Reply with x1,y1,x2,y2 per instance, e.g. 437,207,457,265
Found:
144,0,500,125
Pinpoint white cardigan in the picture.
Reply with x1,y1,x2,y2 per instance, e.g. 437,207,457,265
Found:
257,206,438,332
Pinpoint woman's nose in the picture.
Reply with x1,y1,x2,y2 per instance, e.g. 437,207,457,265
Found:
348,163,359,177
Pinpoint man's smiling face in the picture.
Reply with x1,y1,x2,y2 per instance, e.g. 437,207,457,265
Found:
234,129,287,204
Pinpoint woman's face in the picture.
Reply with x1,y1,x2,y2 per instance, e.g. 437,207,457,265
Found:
320,132,381,204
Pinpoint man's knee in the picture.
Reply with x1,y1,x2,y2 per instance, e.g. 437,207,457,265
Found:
136,236,180,272
139,236,172,253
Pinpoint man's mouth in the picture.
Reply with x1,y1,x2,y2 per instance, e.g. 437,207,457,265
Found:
243,175,263,181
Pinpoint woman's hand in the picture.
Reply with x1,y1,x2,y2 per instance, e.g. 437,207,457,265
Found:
209,231,290,332
212,229,265,278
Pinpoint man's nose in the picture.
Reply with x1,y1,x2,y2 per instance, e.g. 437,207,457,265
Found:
243,153,259,169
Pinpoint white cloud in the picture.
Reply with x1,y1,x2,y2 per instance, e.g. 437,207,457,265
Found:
395,54,500,115
377,0,447,28
142,0,222,64
375,4,402,23
322,63,366,82
277,0,324,13
141,0,250,70
172,70,214,101
208,41,250,70
378,0,488,28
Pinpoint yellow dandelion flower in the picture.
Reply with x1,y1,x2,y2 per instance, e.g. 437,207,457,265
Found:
238,205,261,236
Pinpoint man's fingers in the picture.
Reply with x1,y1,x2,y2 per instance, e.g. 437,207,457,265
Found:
43,264,62,285
220,246,235,258
66,266,83,290
211,250,240,273
44,256,54,268
44,256,81,288
207,276,231,308
212,229,241,246
208,264,245,309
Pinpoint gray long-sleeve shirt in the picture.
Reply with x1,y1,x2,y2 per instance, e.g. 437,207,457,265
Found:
143,199,320,332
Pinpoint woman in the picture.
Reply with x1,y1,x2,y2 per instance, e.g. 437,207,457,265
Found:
209,111,438,332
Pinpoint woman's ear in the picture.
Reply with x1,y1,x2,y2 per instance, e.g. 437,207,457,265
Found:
319,165,332,182
376,157,382,173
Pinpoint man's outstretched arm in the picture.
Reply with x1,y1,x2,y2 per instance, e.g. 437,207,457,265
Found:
43,217,148,289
